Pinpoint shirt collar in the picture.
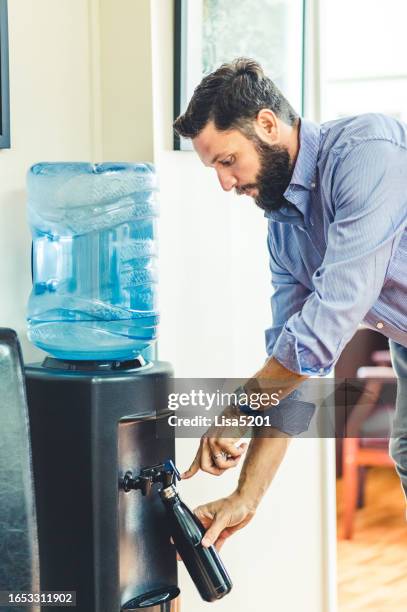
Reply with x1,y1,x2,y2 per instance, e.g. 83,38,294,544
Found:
265,118,321,225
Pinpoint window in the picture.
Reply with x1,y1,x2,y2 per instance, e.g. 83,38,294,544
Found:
321,0,407,122
174,0,305,149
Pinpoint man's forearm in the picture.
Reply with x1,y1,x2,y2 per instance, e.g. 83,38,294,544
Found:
250,357,308,399
246,356,308,407
235,432,291,510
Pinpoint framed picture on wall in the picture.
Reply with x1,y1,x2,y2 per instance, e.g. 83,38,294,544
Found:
0,0,10,149
173,0,305,151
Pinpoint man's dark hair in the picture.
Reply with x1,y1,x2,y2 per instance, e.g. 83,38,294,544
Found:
173,58,298,139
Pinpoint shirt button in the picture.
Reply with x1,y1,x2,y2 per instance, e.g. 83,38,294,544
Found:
376,321,384,329
310,182,316,189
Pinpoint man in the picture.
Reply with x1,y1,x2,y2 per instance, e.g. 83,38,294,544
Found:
173,58,407,551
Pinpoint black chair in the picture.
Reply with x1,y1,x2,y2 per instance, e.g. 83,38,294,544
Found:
0,328,40,610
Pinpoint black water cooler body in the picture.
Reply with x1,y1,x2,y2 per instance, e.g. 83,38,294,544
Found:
25,359,178,612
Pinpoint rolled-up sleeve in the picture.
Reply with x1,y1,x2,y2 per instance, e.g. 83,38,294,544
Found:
265,234,311,356
272,140,407,375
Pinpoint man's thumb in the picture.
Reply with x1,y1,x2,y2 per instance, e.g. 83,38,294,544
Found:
201,513,227,548
181,453,200,479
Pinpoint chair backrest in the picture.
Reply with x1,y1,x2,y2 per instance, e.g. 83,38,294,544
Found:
0,328,40,608
357,366,395,379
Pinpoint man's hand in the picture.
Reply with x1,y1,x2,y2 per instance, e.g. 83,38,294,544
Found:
194,492,256,551
181,405,249,478
182,358,306,480
189,434,290,552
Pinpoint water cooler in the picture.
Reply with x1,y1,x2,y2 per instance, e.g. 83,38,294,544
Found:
25,358,178,612
26,163,178,611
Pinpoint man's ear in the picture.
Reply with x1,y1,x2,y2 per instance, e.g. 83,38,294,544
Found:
254,109,279,144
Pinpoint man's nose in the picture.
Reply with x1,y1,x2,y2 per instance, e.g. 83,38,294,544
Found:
216,170,237,192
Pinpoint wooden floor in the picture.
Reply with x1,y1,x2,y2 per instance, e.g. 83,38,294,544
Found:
337,467,407,611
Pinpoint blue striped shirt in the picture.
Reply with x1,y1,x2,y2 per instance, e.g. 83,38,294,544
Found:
265,113,407,375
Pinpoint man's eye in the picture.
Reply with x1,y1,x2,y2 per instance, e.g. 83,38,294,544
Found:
220,157,234,167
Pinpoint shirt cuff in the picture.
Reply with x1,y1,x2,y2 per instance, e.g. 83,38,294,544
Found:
262,390,315,435
238,387,315,436
272,326,334,376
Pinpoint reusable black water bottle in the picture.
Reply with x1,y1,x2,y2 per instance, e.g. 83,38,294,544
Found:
160,481,232,602
122,460,232,602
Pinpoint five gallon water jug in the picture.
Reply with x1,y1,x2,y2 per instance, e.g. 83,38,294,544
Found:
27,162,159,361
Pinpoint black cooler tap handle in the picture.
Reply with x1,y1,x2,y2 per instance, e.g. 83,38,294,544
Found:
121,460,180,495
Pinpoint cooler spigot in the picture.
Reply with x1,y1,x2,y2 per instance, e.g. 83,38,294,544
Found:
121,459,232,602
121,459,181,496
160,459,181,488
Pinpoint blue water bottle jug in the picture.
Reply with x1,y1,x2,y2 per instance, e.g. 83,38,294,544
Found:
27,162,159,361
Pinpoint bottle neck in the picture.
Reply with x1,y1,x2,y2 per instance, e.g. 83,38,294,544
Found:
160,484,178,502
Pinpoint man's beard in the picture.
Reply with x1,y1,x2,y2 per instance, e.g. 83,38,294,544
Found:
251,138,293,213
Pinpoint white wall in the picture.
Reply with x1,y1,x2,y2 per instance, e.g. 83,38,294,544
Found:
0,0,95,361
98,0,155,161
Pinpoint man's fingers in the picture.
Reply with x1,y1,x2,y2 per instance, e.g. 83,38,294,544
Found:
208,438,247,459
200,437,225,475
195,504,228,546
195,494,256,550
213,524,243,551
194,506,214,529
212,455,241,469
181,446,201,479
208,440,249,469
200,513,229,548
205,517,252,549
182,436,241,478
